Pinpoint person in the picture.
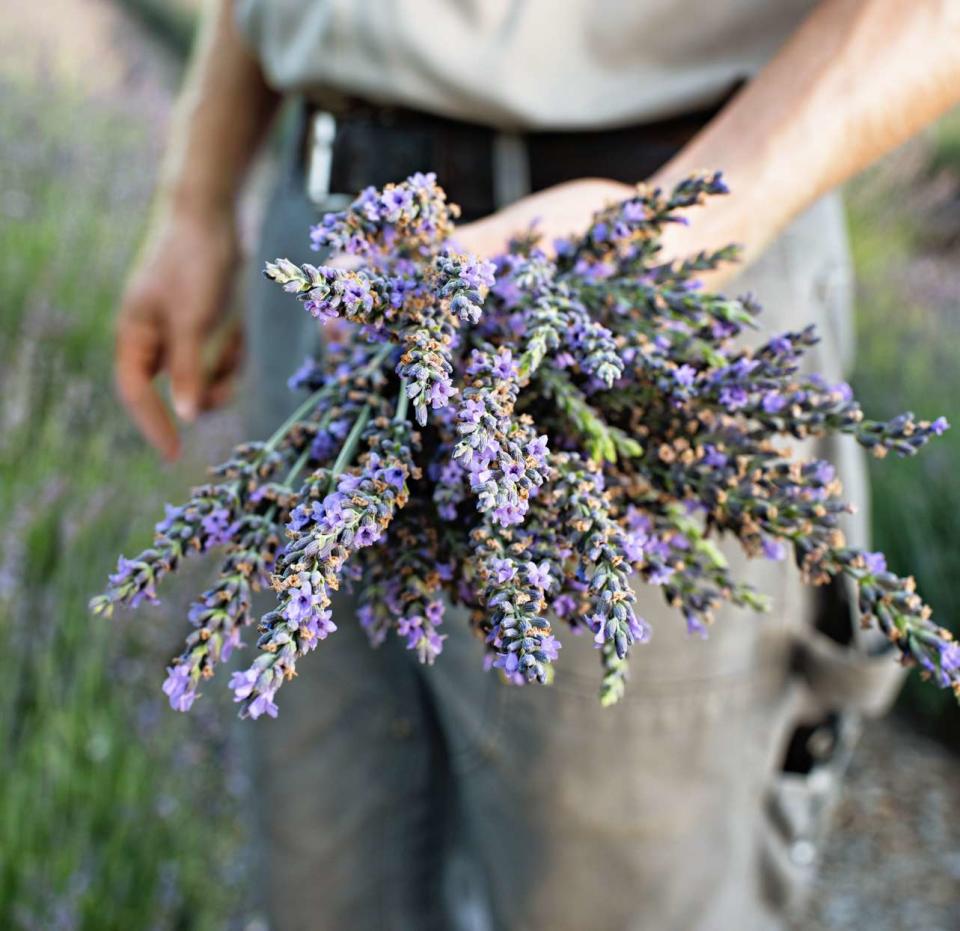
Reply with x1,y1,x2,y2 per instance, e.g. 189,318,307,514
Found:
114,2,960,928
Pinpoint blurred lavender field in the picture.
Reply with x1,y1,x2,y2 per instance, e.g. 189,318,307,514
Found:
0,3,252,928
0,2,957,929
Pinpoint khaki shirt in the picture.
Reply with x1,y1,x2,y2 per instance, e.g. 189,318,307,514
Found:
237,0,820,129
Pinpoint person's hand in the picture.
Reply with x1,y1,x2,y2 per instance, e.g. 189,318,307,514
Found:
452,175,747,290
649,167,749,291
452,178,632,259
115,202,243,461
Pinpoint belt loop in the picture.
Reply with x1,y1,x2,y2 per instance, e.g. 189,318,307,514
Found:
307,111,337,205
492,131,531,208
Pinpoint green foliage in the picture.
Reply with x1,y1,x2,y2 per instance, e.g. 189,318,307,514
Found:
112,0,198,62
0,78,244,928
539,368,643,463
928,108,960,178
847,148,960,745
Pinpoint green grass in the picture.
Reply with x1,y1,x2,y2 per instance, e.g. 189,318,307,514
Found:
0,76,244,929
112,0,198,61
928,108,960,177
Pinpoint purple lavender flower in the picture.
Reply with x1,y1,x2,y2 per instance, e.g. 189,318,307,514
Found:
248,693,280,720
553,594,577,618
674,365,696,390
155,504,182,536
863,552,887,575
719,386,749,411
526,435,549,466
378,466,406,488
834,381,854,402
429,379,454,409
288,504,312,532
201,507,239,547
761,538,786,561
623,529,648,563
162,664,197,713
492,350,518,381
303,607,337,642
491,558,517,584
229,668,259,701
355,522,381,547
761,392,787,414
648,565,675,586
940,641,960,674
525,560,553,591
381,185,414,222
283,582,317,628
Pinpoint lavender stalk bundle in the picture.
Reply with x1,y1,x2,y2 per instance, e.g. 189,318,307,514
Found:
93,172,959,718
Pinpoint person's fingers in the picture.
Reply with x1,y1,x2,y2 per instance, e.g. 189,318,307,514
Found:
200,321,245,412
115,315,180,461
167,321,206,424
210,319,245,382
201,376,237,412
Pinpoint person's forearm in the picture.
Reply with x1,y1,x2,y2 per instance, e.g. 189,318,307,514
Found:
652,0,960,265
160,0,280,215
401,0,960,269
115,0,280,459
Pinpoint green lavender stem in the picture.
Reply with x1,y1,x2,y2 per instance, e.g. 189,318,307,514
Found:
328,404,373,486
394,379,410,423
263,342,393,455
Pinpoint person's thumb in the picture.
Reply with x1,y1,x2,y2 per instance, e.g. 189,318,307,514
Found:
168,325,205,423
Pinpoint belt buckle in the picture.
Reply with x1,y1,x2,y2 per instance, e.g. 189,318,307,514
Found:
307,111,352,208
492,131,531,209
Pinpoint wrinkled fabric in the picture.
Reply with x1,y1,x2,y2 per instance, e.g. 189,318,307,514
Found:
235,0,820,130
241,144,903,931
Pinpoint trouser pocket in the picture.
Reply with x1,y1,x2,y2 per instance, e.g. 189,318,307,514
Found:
759,710,862,911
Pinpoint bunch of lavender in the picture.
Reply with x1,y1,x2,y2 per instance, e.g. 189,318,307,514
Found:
94,172,959,718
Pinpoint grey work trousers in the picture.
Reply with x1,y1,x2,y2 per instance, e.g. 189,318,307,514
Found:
243,142,904,931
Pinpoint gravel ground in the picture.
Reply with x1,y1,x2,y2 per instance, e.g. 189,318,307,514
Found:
795,715,960,931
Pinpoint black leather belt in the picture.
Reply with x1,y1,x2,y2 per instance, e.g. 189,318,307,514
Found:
299,96,730,220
